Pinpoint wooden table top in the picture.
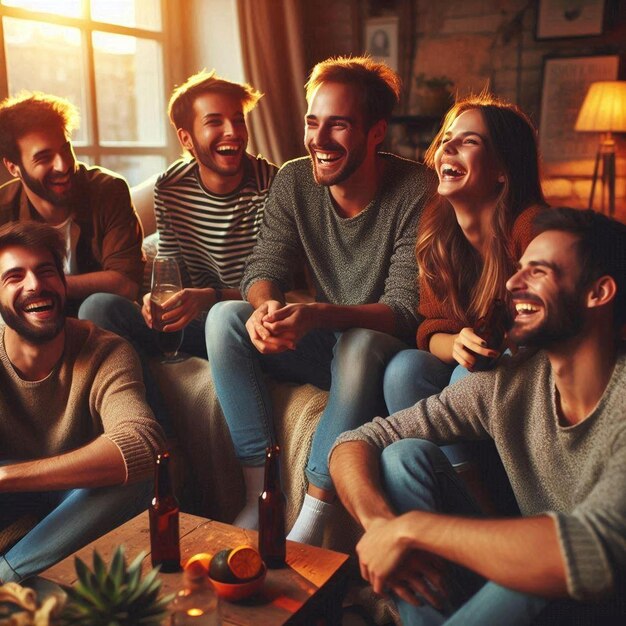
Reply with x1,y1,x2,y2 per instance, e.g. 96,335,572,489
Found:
42,512,350,625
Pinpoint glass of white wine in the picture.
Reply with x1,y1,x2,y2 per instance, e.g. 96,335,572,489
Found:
150,257,184,363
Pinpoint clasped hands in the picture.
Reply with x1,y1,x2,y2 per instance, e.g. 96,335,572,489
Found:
357,516,448,610
246,301,318,354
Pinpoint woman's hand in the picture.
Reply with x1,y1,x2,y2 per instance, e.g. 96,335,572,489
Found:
452,327,499,371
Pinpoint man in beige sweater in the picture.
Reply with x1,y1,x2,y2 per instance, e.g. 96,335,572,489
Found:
0,222,165,583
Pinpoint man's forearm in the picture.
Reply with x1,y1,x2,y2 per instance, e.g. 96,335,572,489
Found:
332,441,568,597
394,510,568,597
312,302,396,335
246,280,285,309
0,436,127,492
66,271,139,301
329,440,396,529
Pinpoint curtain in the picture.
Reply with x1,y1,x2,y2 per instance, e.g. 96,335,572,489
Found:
237,0,308,166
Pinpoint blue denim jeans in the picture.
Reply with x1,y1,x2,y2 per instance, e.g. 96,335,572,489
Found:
206,300,408,491
379,439,549,625
0,480,151,583
383,349,475,467
79,293,208,435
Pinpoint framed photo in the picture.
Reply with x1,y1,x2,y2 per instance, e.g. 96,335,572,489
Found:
539,55,619,164
536,0,606,40
364,16,399,73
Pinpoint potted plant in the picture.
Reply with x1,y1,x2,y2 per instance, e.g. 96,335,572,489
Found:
0,547,173,626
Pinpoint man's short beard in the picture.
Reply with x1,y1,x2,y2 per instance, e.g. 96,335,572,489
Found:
18,164,75,207
192,137,244,179
0,296,65,345
309,143,367,187
511,289,585,349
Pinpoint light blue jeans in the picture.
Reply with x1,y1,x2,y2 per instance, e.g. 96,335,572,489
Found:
79,293,208,436
206,301,408,491
0,480,151,583
379,439,549,625
383,349,474,467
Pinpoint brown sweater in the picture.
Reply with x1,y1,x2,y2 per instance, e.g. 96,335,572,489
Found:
0,318,165,483
416,205,542,350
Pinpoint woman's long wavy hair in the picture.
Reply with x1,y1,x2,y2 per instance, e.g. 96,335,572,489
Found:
416,94,546,325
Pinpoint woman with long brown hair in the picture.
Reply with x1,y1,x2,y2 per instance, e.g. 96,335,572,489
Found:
384,94,548,415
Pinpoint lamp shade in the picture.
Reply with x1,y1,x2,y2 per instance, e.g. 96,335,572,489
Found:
575,81,626,133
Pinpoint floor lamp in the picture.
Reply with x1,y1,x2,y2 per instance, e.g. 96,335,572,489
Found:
575,81,626,216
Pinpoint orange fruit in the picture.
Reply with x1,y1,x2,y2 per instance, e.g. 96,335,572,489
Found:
226,545,263,581
184,552,212,574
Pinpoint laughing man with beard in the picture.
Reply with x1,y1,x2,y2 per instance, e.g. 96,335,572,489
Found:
329,207,626,625
0,92,145,315
0,222,165,584
207,57,428,545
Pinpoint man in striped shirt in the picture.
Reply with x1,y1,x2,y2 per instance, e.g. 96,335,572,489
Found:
80,70,277,431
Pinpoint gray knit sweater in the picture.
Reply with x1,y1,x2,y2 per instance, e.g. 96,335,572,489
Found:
332,347,626,602
240,154,428,341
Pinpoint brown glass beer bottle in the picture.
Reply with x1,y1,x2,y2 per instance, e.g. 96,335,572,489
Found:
258,445,286,568
149,451,181,572
473,298,511,371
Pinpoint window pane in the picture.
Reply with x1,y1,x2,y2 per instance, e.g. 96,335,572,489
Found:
90,0,161,31
3,17,88,143
100,154,166,187
1,0,81,18
93,31,165,146
74,153,94,166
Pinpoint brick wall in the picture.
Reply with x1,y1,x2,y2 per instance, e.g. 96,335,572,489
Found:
300,0,626,219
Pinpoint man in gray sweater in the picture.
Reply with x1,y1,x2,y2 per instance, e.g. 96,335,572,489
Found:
330,207,626,624
207,56,428,544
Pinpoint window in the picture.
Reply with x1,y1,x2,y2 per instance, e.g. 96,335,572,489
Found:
0,0,171,185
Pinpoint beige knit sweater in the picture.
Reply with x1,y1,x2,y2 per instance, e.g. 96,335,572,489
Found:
0,318,165,483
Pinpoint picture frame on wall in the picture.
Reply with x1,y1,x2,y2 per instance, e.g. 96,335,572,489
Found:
364,16,399,73
539,54,619,165
536,0,606,40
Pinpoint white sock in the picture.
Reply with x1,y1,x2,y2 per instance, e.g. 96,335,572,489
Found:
233,465,265,530
286,494,334,547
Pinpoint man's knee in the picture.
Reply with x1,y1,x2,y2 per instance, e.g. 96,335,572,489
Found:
78,292,135,332
381,438,444,479
334,328,403,372
207,300,252,336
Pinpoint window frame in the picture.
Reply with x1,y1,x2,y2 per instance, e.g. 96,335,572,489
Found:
0,0,178,181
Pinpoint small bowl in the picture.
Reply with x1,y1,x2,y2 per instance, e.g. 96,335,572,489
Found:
209,564,267,601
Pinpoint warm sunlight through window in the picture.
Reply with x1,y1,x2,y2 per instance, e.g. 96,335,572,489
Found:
0,0,168,185
1,0,81,18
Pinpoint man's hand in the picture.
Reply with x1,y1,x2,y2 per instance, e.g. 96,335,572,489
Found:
142,289,216,331
262,303,318,342
452,327,499,371
245,300,293,353
357,516,447,609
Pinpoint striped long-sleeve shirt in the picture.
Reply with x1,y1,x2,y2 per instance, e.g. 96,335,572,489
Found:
154,154,277,288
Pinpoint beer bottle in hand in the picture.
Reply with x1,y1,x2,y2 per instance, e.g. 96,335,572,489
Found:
473,298,511,371
149,451,181,572
258,445,286,568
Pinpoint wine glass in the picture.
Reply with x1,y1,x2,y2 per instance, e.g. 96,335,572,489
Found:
150,257,184,363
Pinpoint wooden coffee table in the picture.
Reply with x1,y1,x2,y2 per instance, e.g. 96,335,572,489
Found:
42,512,350,625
